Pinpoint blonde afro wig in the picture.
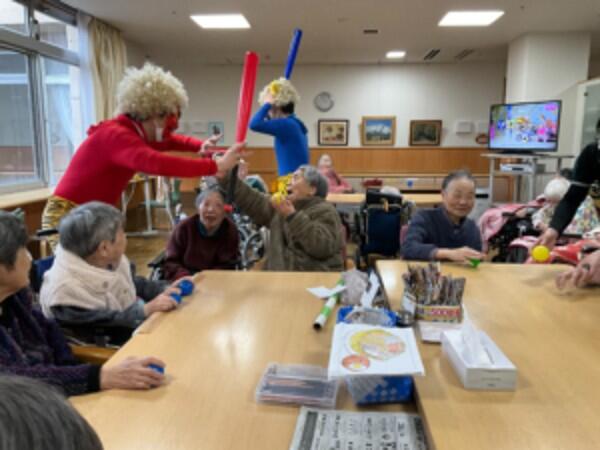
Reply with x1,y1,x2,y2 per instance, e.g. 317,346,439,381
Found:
258,77,300,106
115,62,189,120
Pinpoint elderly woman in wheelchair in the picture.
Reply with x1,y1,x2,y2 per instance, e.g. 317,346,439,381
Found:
0,211,167,395
161,187,240,281
39,202,187,345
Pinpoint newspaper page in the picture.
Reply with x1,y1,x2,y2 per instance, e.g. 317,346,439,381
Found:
289,407,428,450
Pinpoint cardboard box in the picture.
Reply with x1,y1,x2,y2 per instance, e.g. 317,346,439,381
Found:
441,329,517,391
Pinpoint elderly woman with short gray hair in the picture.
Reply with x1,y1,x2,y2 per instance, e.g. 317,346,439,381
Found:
0,211,167,395
219,164,344,271
40,202,186,341
163,187,240,281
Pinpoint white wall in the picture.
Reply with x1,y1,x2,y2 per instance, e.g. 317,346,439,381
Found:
590,59,600,79
125,39,146,68
506,33,591,102
153,61,505,148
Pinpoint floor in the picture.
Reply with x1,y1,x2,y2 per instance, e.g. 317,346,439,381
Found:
127,235,169,278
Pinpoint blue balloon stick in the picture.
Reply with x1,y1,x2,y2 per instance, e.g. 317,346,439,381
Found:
284,29,303,79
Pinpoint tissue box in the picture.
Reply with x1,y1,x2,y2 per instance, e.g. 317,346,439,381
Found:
441,329,517,390
403,291,462,323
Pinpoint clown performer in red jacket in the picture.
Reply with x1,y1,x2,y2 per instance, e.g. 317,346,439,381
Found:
41,63,245,248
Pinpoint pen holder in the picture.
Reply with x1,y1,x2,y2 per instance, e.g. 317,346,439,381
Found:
402,291,463,323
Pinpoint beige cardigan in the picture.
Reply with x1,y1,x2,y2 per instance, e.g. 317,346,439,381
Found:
40,245,137,318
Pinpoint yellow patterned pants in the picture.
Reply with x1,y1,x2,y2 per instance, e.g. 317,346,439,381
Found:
41,195,78,252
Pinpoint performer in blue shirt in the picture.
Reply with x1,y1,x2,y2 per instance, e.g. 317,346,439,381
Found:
250,78,309,195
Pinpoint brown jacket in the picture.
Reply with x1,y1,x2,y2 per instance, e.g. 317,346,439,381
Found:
222,175,344,271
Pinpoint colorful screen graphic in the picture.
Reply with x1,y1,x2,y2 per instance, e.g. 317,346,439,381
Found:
489,101,561,152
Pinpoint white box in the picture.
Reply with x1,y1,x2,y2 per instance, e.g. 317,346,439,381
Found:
454,120,473,134
441,330,517,390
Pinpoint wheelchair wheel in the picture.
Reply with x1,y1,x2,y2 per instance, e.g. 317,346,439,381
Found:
506,246,529,263
241,231,264,270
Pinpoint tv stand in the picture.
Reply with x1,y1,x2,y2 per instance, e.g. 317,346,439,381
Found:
482,153,575,203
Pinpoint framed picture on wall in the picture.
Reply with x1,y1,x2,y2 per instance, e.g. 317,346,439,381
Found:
409,120,442,146
318,119,349,146
207,121,225,144
361,116,396,146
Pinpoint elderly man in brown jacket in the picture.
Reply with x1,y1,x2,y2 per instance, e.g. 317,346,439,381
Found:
219,165,344,271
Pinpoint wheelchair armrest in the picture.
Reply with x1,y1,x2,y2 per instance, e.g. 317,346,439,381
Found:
36,228,59,237
69,344,116,365
147,250,166,268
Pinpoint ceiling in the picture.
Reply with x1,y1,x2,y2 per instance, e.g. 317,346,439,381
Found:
65,0,600,65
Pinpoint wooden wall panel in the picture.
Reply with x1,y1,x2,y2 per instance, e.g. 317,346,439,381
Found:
179,146,494,192
244,146,490,174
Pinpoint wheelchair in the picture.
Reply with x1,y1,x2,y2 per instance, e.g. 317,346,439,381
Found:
354,189,412,268
29,228,137,356
147,212,266,281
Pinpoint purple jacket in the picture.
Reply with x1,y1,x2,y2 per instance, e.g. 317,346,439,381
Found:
0,289,101,396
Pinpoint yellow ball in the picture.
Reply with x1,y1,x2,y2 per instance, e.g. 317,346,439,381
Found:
271,192,285,205
531,245,550,263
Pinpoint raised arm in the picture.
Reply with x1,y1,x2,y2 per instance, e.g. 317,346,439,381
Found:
219,173,275,228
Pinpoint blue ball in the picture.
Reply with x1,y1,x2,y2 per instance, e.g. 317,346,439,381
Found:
178,279,194,296
149,364,164,374
170,292,182,304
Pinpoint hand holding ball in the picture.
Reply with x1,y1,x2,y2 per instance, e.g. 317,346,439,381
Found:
169,279,195,304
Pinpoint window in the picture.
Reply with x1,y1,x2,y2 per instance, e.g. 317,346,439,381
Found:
0,0,27,35
41,57,81,184
35,10,78,52
0,0,83,193
0,48,38,186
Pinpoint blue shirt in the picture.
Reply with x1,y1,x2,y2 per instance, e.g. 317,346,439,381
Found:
249,103,309,176
401,207,482,261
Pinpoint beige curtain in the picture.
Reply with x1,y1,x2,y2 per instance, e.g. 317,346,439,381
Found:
88,19,127,121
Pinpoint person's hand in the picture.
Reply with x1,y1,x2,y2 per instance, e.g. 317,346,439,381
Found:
144,291,178,317
263,92,275,104
215,142,247,179
537,228,559,250
100,356,165,390
169,275,194,291
199,133,223,154
436,247,484,264
271,197,295,218
556,249,600,289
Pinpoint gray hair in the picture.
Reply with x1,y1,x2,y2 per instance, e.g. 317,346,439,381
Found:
0,211,28,268
195,187,225,209
442,170,475,191
59,202,124,258
299,165,329,198
0,375,103,450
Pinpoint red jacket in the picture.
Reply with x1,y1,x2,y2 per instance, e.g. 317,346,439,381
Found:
54,115,217,205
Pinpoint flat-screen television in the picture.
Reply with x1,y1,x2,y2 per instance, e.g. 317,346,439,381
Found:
488,100,561,152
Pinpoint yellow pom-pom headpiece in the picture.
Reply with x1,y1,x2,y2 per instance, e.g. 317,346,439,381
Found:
259,77,300,106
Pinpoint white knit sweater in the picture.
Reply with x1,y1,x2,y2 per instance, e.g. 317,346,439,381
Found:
40,245,137,318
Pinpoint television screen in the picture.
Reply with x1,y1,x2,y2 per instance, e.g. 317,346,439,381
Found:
488,100,561,152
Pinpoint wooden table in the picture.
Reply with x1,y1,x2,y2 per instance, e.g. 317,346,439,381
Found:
72,271,414,449
403,193,441,207
377,261,600,450
326,193,365,205
0,187,52,210
326,192,439,208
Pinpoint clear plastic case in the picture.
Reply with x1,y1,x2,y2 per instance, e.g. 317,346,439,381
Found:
255,363,339,409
